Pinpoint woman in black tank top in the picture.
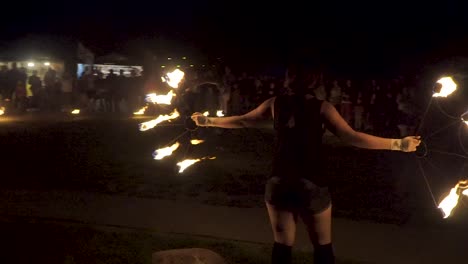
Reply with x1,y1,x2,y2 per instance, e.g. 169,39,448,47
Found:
191,68,421,264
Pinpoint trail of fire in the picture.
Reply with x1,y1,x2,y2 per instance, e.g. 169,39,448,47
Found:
438,180,468,218
176,156,216,173
153,142,180,160
190,139,204,145
133,106,148,115
145,90,176,105
139,109,180,131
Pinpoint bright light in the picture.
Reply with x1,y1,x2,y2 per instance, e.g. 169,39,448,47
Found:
202,111,209,116
0,107,5,115
161,65,166,68
71,109,80,114
176,156,216,173
433,77,457,97
438,187,460,218
163,69,185,88
139,109,180,131
153,142,180,160
145,90,176,105
44,62,50,66
177,159,201,173
168,57,172,60
438,180,468,218
27,62,35,67
190,139,204,145
133,106,147,115
190,65,194,67
182,57,187,60
176,65,181,68
216,110,224,117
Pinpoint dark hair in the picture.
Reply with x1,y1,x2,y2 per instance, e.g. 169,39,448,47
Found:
286,64,309,95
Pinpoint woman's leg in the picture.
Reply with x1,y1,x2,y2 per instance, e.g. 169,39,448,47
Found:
266,202,297,264
300,204,334,264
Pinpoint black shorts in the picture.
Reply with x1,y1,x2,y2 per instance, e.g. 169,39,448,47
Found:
265,176,331,214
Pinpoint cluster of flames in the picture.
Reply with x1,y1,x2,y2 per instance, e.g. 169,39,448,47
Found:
152,140,215,173
137,69,218,173
438,180,468,218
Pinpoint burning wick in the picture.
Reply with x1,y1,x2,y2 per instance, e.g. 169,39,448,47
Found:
216,110,224,117
176,156,216,173
0,107,5,115
438,180,468,218
153,142,180,160
71,109,80,115
133,106,148,115
203,111,209,116
433,77,457,98
139,109,180,131
190,139,204,145
145,90,176,105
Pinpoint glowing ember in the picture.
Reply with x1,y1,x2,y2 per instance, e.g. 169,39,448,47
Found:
433,77,457,98
139,109,180,131
176,156,216,173
216,110,224,117
203,111,209,116
163,69,185,88
133,106,148,115
438,180,468,218
0,107,5,115
145,90,176,105
71,109,80,114
153,142,180,160
190,139,205,145
177,159,201,173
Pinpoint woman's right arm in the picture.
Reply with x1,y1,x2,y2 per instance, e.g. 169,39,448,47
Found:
321,101,420,152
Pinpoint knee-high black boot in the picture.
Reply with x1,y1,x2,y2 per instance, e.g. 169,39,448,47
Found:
314,243,335,264
272,242,292,264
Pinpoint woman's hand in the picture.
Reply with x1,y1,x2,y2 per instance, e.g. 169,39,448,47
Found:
400,136,422,152
191,112,210,127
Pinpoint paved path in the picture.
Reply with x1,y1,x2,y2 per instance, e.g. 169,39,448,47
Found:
0,190,466,264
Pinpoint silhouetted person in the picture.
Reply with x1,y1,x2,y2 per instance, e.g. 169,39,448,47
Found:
28,70,42,108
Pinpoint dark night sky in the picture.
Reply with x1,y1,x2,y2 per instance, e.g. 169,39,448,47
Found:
2,0,468,73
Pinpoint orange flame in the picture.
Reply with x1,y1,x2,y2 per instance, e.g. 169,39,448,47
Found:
145,90,176,105
433,77,457,98
176,156,216,173
133,106,148,115
438,180,468,218
216,110,224,117
139,109,180,131
71,109,80,114
0,107,5,115
163,69,185,88
190,139,205,145
153,142,180,160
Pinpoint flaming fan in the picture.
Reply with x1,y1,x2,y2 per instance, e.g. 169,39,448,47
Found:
136,69,218,173
415,76,468,218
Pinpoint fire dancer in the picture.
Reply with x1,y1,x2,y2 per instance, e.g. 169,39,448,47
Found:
191,65,421,264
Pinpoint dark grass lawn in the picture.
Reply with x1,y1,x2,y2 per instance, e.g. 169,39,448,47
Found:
0,216,366,264
0,115,463,224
